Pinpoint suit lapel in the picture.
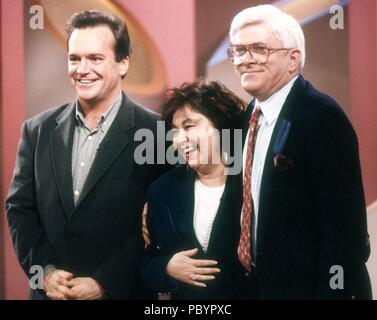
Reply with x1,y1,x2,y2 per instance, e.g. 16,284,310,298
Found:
50,102,76,218
256,75,305,251
181,170,200,248
168,168,201,249
206,175,239,258
167,170,239,256
74,93,135,210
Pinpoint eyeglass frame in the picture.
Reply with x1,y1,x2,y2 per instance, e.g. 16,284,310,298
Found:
227,42,293,65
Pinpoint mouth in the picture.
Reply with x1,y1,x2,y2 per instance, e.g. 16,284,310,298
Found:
181,145,197,160
75,79,98,86
241,69,263,75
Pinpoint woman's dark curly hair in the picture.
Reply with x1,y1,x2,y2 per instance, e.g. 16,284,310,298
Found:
163,77,245,130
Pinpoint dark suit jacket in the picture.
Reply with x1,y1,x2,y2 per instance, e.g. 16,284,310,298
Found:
141,166,245,300
242,75,371,299
6,92,167,299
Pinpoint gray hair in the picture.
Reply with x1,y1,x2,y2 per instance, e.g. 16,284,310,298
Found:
229,4,305,69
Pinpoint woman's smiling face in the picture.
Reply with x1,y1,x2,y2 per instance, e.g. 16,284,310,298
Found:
172,105,222,173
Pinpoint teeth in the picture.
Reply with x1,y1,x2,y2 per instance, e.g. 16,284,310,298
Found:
78,79,95,84
184,146,195,154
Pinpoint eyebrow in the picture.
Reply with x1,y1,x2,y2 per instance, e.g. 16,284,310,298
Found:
172,118,196,128
182,119,196,125
87,54,105,58
233,41,268,47
68,53,105,59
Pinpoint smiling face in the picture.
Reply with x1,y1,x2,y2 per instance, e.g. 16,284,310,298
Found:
172,105,222,174
68,26,129,108
232,22,299,101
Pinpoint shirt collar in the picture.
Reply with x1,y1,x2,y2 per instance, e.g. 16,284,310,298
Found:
256,75,298,125
75,91,122,130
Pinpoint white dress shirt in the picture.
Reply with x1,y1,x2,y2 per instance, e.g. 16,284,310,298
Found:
194,179,225,252
242,76,298,246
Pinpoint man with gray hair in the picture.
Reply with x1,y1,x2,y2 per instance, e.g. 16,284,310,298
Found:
228,4,371,299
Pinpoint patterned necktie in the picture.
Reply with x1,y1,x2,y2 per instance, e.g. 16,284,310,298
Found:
238,106,262,271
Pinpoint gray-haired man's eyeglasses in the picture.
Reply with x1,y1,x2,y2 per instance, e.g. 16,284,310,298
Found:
227,42,292,65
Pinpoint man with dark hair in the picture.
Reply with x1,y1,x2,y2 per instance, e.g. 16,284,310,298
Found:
6,10,164,299
66,10,131,74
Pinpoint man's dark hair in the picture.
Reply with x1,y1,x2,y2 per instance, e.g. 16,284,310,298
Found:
66,10,131,61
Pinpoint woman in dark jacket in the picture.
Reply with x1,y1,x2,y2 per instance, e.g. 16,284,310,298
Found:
142,78,248,299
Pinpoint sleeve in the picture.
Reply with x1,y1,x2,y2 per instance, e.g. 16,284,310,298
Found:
306,105,370,299
140,191,179,294
91,115,172,299
5,121,59,277
91,215,145,299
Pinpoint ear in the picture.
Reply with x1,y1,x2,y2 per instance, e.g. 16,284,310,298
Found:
119,57,129,77
288,49,301,72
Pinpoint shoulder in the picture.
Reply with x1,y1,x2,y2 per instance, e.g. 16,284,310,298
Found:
148,166,188,199
24,103,72,133
292,78,357,142
303,81,338,107
295,78,352,126
123,94,161,127
298,78,342,112
133,101,160,121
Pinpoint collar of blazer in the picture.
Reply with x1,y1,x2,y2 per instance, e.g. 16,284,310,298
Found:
164,166,237,258
50,91,136,217
54,91,135,131
242,75,304,159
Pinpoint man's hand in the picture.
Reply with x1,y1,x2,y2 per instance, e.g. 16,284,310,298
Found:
141,202,151,248
166,248,220,287
66,277,104,300
44,269,81,300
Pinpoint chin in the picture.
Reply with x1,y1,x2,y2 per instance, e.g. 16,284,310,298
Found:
241,83,259,97
187,160,199,170
77,92,99,103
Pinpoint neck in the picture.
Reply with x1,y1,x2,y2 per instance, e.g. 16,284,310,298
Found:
257,71,299,102
196,163,226,187
78,90,121,129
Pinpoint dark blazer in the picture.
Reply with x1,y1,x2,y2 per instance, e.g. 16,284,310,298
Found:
242,75,371,299
141,166,245,300
6,92,166,299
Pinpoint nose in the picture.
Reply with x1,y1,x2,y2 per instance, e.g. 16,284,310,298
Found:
76,58,90,74
173,129,188,147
